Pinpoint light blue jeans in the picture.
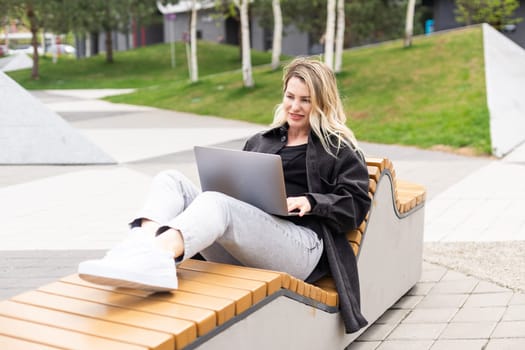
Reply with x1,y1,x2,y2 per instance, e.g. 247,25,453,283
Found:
133,170,323,280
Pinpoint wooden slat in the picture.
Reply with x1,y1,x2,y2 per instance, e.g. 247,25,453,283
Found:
180,259,283,295
0,300,173,350
350,242,359,256
346,229,362,245
296,280,305,295
38,281,215,336
11,290,196,349
62,274,235,325
314,277,336,290
179,278,252,315
0,315,147,350
382,158,394,172
369,178,377,194
178,268,267,305
365,157,386,172
367,165,381,182
325,291,338,307
288,276,298,293
280,273,291,289
63,273,252,316
0,334,61,350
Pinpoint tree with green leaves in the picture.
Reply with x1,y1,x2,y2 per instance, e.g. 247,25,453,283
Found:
2,0,69,79
72,0,159,63
253,0,409,56
454,0,522,30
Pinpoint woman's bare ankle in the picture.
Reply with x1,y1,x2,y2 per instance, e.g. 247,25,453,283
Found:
140,219,160,236
155,228,185,258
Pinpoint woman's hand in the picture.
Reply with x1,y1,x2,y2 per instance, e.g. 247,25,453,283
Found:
287,196,311,217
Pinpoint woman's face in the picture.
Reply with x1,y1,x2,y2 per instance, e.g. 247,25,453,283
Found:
283,76,312,133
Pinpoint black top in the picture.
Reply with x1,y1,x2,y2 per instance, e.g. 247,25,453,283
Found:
278,144,308,196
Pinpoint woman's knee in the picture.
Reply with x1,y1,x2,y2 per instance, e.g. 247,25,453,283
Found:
194,191,231,206
153,170,186,185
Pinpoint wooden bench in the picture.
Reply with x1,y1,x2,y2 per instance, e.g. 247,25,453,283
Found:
0,157,426,350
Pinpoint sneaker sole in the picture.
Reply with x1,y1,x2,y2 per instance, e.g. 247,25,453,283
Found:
78,262,177,292
78,273,175,292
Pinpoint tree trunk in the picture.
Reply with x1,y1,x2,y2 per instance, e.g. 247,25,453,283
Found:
334,0,345,73
190,0,198,82
404,0,416,47
26,4,39,80
104,3,114,63
239,0,254,87
271,0,282,70
105,30,114,63
324,0,336,70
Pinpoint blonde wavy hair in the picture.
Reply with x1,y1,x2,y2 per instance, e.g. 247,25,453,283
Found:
271,57,360,157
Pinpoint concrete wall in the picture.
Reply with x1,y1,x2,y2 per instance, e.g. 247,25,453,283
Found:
483,23,525,157
0,71,115,164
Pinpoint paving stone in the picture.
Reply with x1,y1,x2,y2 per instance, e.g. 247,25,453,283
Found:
473,280,513,293
463,292,514,307
428,278,478,294
346,341,381,350
484,338,525,350
392,295,424,309
387,323,447,340
402,308,458,323
509,293,525,305
375,309,410,325
416,294,468,309
502,305,525,321
439,322,496,339
376,340,433,350
419,266,447,283
430,339,488,350
451,307,506,322
441,270,472,281
407,282,435,296
357,324,397,341
491,321,525,338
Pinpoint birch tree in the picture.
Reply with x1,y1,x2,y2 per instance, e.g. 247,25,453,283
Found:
324,0,336,70
189,0,198,81
334,0,345,73
404,0,416,47
271,0,282,70
157,0,201,82
234,0,254,87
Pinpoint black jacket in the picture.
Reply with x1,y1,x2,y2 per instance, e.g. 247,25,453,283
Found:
243,125,371,333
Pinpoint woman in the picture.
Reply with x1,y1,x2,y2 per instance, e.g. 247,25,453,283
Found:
78,57,371,333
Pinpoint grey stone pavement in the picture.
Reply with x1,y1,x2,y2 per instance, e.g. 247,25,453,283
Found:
1,89,524,349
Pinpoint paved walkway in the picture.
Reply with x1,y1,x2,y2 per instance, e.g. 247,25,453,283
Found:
1,89,524,349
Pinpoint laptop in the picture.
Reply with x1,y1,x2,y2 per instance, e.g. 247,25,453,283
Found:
194,146,302,216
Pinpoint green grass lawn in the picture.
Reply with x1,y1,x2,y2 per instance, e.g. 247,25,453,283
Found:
7,41,276,89
8,26,491,154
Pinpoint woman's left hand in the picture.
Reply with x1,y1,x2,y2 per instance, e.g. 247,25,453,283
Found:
287,196,311,217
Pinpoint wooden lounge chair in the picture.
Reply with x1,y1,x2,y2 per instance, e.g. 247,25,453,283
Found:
0,157,425,350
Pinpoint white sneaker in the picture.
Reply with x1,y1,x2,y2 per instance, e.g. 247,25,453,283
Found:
78,234,178,291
